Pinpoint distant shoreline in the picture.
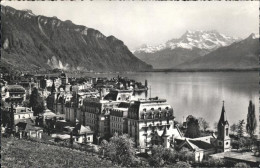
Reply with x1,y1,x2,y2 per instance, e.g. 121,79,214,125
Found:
31,68,259,77
140,68,259,73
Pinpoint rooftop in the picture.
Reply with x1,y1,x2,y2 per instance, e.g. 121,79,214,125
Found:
210,151,260,164
137,97,167,104
6,85,25,92
112,107,128,111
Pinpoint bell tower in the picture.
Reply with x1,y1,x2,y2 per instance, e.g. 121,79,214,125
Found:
216,101,231,153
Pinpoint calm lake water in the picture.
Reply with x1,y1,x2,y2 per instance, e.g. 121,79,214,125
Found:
88,72,259,129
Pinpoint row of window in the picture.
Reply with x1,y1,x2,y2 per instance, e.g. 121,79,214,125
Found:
10,94,24,97
15,114,31,119
129,120,137,126
84,107,100,113
110,116,122,122
85,118,96,125
75,136,91,141
143,107,169,112
86,112,96,119
111,123,122,129
111,129,122,134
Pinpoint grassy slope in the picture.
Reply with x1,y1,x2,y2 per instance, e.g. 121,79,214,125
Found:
1,137,115,168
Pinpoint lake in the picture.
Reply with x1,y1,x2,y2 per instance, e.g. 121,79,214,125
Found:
87,71,259,129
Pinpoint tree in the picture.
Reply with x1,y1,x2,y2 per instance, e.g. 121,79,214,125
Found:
1,99,8,108
238,137,248,150
9,104,14,131
202,158,225,167
170,161,191,168
234,162,250,168
149,145,166,167
237,120,245,137
1,100,10,127
29,88,45,116
198,117,209,132
176,147,194,162
185,115,201,138
22,99,30,107
100,133,137,167
51,80,56,93
149,145,176,167
246,100,257,138
1,108,11,127
46,94,55,111
230,123,238,134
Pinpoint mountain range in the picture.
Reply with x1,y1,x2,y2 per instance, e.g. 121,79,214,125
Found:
176,33,259,70
133,30,259,70
1,6,152,72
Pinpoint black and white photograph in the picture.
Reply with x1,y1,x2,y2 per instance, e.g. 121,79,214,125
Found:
1,0,259,167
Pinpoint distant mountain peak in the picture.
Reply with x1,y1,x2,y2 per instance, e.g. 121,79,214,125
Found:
134,30,241,54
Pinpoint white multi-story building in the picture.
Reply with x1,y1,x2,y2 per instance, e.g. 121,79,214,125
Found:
127,98,182,153
12,106,34,120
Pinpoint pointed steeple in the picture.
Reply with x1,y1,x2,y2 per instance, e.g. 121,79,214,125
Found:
218,101,227,125
217,101,229,139
216,101,231,152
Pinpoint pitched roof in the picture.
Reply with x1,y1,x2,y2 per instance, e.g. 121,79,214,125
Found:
188,139,214,150
73,124,93,135
15,120,42,132
177,138,215,151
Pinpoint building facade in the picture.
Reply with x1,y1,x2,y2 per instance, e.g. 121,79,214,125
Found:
127,98,182,153
110,107,128,136
3,85,26,106
12,107,34,120
81,97,116,140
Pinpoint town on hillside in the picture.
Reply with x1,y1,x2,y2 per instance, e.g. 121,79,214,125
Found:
1,71,260,167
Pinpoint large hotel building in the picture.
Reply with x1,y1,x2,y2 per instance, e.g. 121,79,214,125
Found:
127,98,182,152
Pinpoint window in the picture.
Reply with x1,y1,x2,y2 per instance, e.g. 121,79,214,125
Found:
219,142,222,146
226,142,228,145
226,128,228,136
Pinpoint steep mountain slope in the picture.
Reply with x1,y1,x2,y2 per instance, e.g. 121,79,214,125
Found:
1,6,152,72
134,30,240,69
176,34,259,70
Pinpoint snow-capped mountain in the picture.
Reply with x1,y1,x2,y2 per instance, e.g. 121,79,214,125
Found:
133,30,241,69
134,30,240,53
176,33,260,70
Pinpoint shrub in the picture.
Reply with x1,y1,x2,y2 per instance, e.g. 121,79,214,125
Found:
201,158,225,167
149,145,177,167
100,133,137,167
168,161,191,168
234,162,250,168
177,147,194,162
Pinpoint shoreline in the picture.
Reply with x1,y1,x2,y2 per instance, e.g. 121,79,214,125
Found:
31,68,259,76
139,68,259,73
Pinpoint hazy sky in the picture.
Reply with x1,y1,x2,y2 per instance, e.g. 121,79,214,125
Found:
2,1,259,50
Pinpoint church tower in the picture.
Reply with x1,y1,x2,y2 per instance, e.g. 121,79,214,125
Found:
216,101,231,153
